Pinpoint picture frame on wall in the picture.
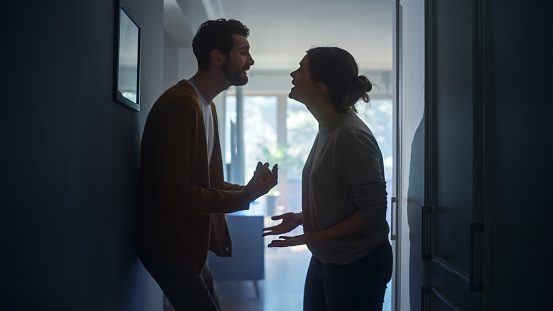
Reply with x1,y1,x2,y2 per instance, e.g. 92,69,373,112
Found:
114,2,141,111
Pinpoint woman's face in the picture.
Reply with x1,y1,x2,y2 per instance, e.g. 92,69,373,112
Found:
289,55,319,104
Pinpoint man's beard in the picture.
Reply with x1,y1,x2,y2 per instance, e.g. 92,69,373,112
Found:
223,62,249,86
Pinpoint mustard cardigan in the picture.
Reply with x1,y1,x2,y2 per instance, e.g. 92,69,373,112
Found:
137,80,251,272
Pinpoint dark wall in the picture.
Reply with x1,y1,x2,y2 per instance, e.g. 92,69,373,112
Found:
1,0,164,310
485,0,553,309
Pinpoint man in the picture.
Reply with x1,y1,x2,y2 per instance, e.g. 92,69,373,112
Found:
137,19,277,310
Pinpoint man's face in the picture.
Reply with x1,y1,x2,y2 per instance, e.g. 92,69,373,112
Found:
222,34,254,86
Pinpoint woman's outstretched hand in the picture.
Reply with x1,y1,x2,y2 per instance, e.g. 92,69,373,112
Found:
262,212,303,237
267,232,315,248
267,212,373,247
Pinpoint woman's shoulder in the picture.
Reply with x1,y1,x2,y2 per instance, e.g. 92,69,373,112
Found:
330,112,380,153
336,111,373,137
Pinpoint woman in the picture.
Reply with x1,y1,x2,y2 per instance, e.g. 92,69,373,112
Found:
262,47,392,311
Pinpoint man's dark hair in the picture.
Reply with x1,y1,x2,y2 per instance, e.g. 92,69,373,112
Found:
192,19,250,71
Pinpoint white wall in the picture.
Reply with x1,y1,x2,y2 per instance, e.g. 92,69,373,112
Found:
177,46,198,79
164,31,180,90
396,0,425,310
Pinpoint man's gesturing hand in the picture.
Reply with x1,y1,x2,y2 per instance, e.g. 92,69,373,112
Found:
246,162,278,202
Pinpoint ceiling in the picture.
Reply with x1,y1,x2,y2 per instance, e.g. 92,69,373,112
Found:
165,0,393,73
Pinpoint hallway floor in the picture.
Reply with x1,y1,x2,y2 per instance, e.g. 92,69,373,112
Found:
215,243,310,311
215,239,392,311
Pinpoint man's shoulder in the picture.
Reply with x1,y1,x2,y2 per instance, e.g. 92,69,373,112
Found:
162,80,198,102
153,80,200,112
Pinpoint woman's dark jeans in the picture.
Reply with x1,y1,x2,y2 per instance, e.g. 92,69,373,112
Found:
304,242,393,311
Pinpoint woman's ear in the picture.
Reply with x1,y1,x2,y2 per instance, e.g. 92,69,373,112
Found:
315,82,328,96
210,49,226,67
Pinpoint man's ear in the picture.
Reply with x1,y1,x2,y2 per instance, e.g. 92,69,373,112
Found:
210,49,226,67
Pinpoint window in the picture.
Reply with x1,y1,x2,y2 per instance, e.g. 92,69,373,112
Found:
224,94,393,233
225,95,278,181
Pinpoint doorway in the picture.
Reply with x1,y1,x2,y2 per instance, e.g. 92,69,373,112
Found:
213,86,394,310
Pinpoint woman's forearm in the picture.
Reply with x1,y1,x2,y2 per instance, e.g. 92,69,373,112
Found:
311,212,371,244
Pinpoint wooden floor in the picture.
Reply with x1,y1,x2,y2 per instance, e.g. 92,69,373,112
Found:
164,240,392,311
215,242,311,311
215,240,392,311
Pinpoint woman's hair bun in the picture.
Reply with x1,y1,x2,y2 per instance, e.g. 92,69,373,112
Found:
353,75,373,93
344,75,372,110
